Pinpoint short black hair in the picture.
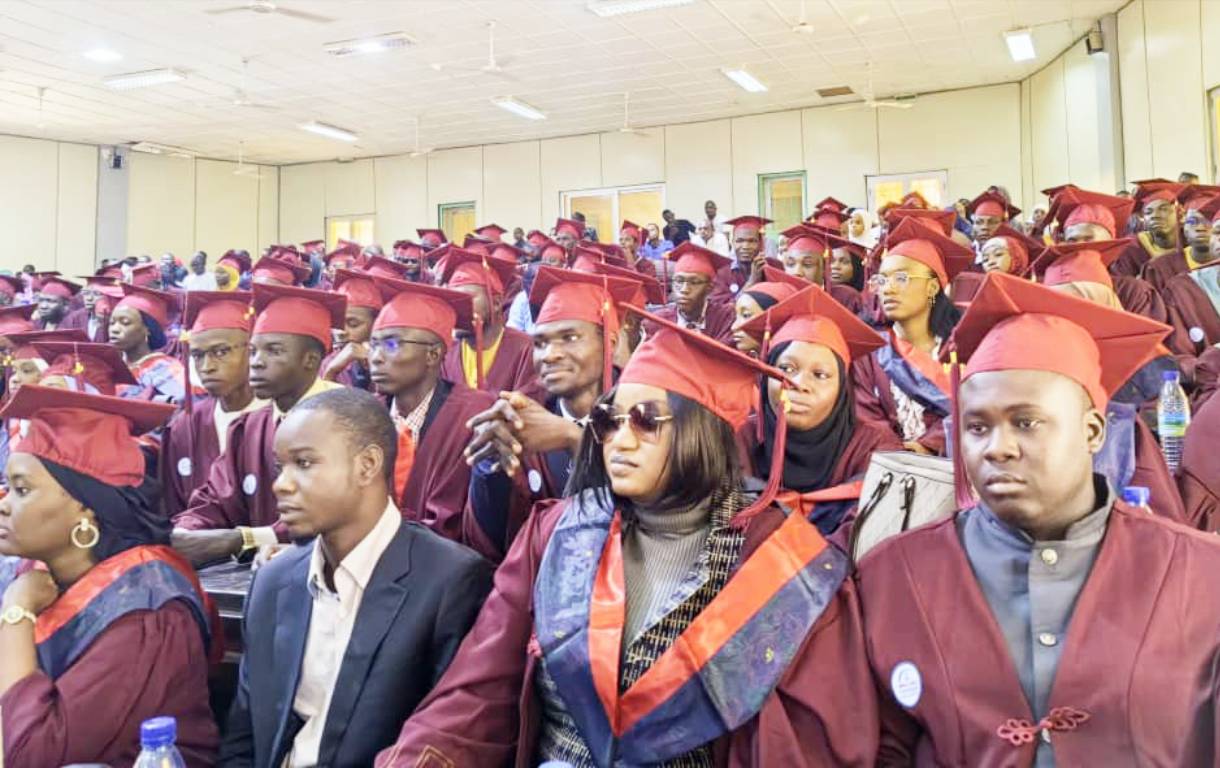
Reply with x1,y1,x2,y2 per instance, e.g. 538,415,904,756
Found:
293,387,398,484
572,211,586,222
928,291,962,340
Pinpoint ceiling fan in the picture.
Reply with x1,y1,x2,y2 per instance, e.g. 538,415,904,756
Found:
617,92,648,136
205,0,334,24
791,0,814,34
233,140,261,177
431,21,515,80
406,117,433,158
230,57,277,110
836,65,914,111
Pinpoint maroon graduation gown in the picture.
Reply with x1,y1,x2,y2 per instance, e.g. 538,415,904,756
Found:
397,383,495,546
644,300,735,345
1180,394,1220,532
1141,249,1189,296
851,350,947,455
374,500,879,768
174,405,286,539
829,284,864,315
1109,236,1168,279
57,307,109,343
160,397,222,519
709,258,786,307
0,601,219,767
1193,345,1220,411
1112,275,1168,324
440,327,538,394
737,416,900,492
1164,271,1220,357
857,501,1220,767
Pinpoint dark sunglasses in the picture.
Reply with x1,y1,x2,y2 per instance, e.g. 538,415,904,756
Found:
588,401,674,444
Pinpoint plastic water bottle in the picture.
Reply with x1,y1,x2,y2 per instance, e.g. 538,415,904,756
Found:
133,716,186,768
1121,486,1152,514
1156,370,1191,473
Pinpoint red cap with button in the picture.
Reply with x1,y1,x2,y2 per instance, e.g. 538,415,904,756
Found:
967,190,1021,220
591,262,665,304
1029,239,1131,289
883,217,975,286
1132,178,1187,207
739,284,884,364
114,284,178,329
439,248,518,299
474,223,507,240
883,207,957,238
0,304,37,335
362,255,412,281
39,276,81,300
1049,188,1134,239
554,218,585,240
252,283,346,352
373,277,474,348
333,269,384,311
417,228,448,248
813,196,849,213
251,255,310,286
184,290,254,334
725,215,772,236
620,220,644,242
32,341,137,395
665,241,731,277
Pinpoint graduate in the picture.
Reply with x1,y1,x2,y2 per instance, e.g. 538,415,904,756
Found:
1179,392,1219,531
1105,179,1183,276
32,276,80,331
728,279,797,356
461,267,644,562
391,239,432,283
616,220,658,281
58,275,120,342
709,215,772,304
160,291,266,519
778,224,865,313
856,272,1220,766
737,285,903,535
965,189,1021,247
376,315,878,768
366,276,494,546
1142,185,1220,295
1163,197,1220,356
172,283,345,565
0,274,21,308
0,386,218,766
250,254,310,287
851,218,972,455
108,284,191,405
646,242,735,343
437,248,537,393
321,269,383,390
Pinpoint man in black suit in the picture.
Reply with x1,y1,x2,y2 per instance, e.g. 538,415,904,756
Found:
219,388,493,768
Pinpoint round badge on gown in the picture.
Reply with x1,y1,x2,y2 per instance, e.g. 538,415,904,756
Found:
242,473,258,495
1189,327,1205,344
891,661,922,708
528,469,543,493
177,457,192,477
729,283,740,294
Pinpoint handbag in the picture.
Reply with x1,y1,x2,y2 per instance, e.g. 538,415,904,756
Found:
848,451,957,564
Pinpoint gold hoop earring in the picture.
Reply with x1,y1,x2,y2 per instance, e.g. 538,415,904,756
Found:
71,518,99,549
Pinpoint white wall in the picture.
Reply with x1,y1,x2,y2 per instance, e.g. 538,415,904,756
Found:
0,135,97,276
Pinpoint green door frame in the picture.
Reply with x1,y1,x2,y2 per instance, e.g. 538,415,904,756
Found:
757,171,808,234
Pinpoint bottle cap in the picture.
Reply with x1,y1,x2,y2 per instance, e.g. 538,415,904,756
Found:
140,716,177,749
1162,370,1180,383
1121,486,1151,506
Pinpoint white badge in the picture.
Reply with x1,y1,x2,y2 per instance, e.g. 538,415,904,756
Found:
729,283,740,294
177,457,193,477
242,473,258,495
528,469,543,493
1189,326,1205,344
891,661,922,708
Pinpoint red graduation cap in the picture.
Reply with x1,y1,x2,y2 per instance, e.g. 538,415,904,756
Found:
78,274,122,292
392,240,424,259
252,283,346,352
1029,238,1131,289
665,241,731,277
741,281,799,309
95,263,125,280
0,385,175,485
813,196,849,213
883,207,957,237
300,239,325,251
0,304,36,335
762,264,812,291
739,284,884,365
967,190,1021,220
39,276,81,300
489,242,527,264
619,220,644,242
980,224,1042,277
884,217,975,286
0,275,23,298
333,269,384,311
1187,195,1220,221
782,224,840,255
807,208,850,228
439,248,518,299
1177,184,1220,212
554,218,585,240
251,255,310,286
362,254,412,281
128,263,161,288
1049,188,1134,239
725,215,772,235
463,235,494,257
536,238,568,265
571,244,628,273
373,277,475,349
530,266,644,387
183,290,254,335
1132,178,1186,207
591,261,666,305
417,228,448,248
474,223,507,240
220,249,252,275
270,244,305,262
115,283,178,329
32,341,137,396
3,329,89,361
1041,183,1079,199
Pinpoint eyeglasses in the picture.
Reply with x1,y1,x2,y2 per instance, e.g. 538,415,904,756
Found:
588,401,674,444
867,271,935,291
188,344,236,364
671,276,710,289
367,336,439,356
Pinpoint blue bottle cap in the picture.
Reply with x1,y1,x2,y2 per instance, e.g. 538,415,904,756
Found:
1162,370,1180,382
1121,486,1151,506
140,716,177,749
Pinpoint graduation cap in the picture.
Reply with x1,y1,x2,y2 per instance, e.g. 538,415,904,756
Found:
739,280,799,312
807,209,850,229
1178,185,1220,213
474,223,507,241
488,242,527,264
373,277,475,349
219,249,253,275
883,217,976,286
725,215,772,235
967,190,1021,220
882,207,957,237
392,239,424,259
251,255,310,286
0,385,176,486
1048,188,1134,239
463,234,494,257
571,245,627,273
183,290,254,335
980,222,1045,277
1029,238,1132,289
813,196,849,213
0,304,36,335
762,264,812,291
38,276,81,299
900,190,932,209
32,341,137,396
300,239,325,251
1041,183,1079,199
439,247,518,299
739,283,884,371
252,283,346,353
128,263,161,288
333,269,384,311
619,220,644,242
590,261,666,305
554,217,585,240
362,254,412,281
270,244,305,262
115,283,178,329
1132,179,1187,208
417,228,448,248
3,329,89,361
535,238,568,265
94,263,126,280
525,229,551,247
0,274,23,299
665,241,731,277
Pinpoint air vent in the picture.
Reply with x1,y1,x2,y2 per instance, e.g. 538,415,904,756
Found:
817,86,854,98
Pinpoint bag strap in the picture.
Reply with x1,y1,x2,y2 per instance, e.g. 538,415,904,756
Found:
848,471,893,565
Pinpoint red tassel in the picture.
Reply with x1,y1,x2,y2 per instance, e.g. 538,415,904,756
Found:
949,352,975,509
755,315,772,443
736,385,789,528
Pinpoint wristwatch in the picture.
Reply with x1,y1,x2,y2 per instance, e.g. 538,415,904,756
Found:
0,604,36,626
237,526,258,553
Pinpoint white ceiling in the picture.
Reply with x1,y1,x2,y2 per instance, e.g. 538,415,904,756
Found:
0,0,1125,165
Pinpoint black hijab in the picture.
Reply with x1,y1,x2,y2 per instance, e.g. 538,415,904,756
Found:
757,343,856,492
43,458,168,562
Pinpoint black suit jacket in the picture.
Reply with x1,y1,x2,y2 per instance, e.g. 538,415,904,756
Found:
219,518,493,767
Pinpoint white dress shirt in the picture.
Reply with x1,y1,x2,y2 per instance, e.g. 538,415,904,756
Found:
285,500,402,767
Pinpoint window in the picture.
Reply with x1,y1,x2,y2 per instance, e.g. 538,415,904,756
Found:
561,184,665,243
439,201,477,243
865,170,949,211
758,171,806,234
326,215,375,250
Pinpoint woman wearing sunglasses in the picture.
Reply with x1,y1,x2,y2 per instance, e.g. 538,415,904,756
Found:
377,314,878,767
851,217,973,455
737,285,903,537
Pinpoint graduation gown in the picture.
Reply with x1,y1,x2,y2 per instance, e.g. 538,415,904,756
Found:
375,499,879,768
58,307,109,342
1163,270,1220,357
440,327,538,394
1180,394,1220,532
1193,345,1220,411
644,300,735,345
1109,233,1176,279
857,499,1220,767
160,397,223,519
1112,275,1169,324
852,334,950,455
1141,248,1190,296
708,258,785,307
395,380,496,546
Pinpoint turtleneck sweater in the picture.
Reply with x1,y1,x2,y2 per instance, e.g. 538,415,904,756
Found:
621,497,713,643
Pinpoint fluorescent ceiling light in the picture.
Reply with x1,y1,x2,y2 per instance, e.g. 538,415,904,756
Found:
299,121,359,142
83,47,122,63
1005,29,1036,62
103,68,185,90
324,32,416,57
721,67,767,93
129,141,195,158
492,96,546,120
587,0,694,17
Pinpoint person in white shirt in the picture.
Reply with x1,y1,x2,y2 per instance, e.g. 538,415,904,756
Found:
181,252,219,291
219,387,493,768
691,219,731,256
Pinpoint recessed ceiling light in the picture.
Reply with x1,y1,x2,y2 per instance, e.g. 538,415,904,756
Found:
720,67,768,93
1004,29,1036,62
587,0,694,18
300,121,359,142
83,47,122,63
492,96,546,120
103,68,185,90
323,32,416,57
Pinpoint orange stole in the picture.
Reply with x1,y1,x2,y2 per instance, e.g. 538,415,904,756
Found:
775,479,864,518
393,428,415,503
892,334,950,395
